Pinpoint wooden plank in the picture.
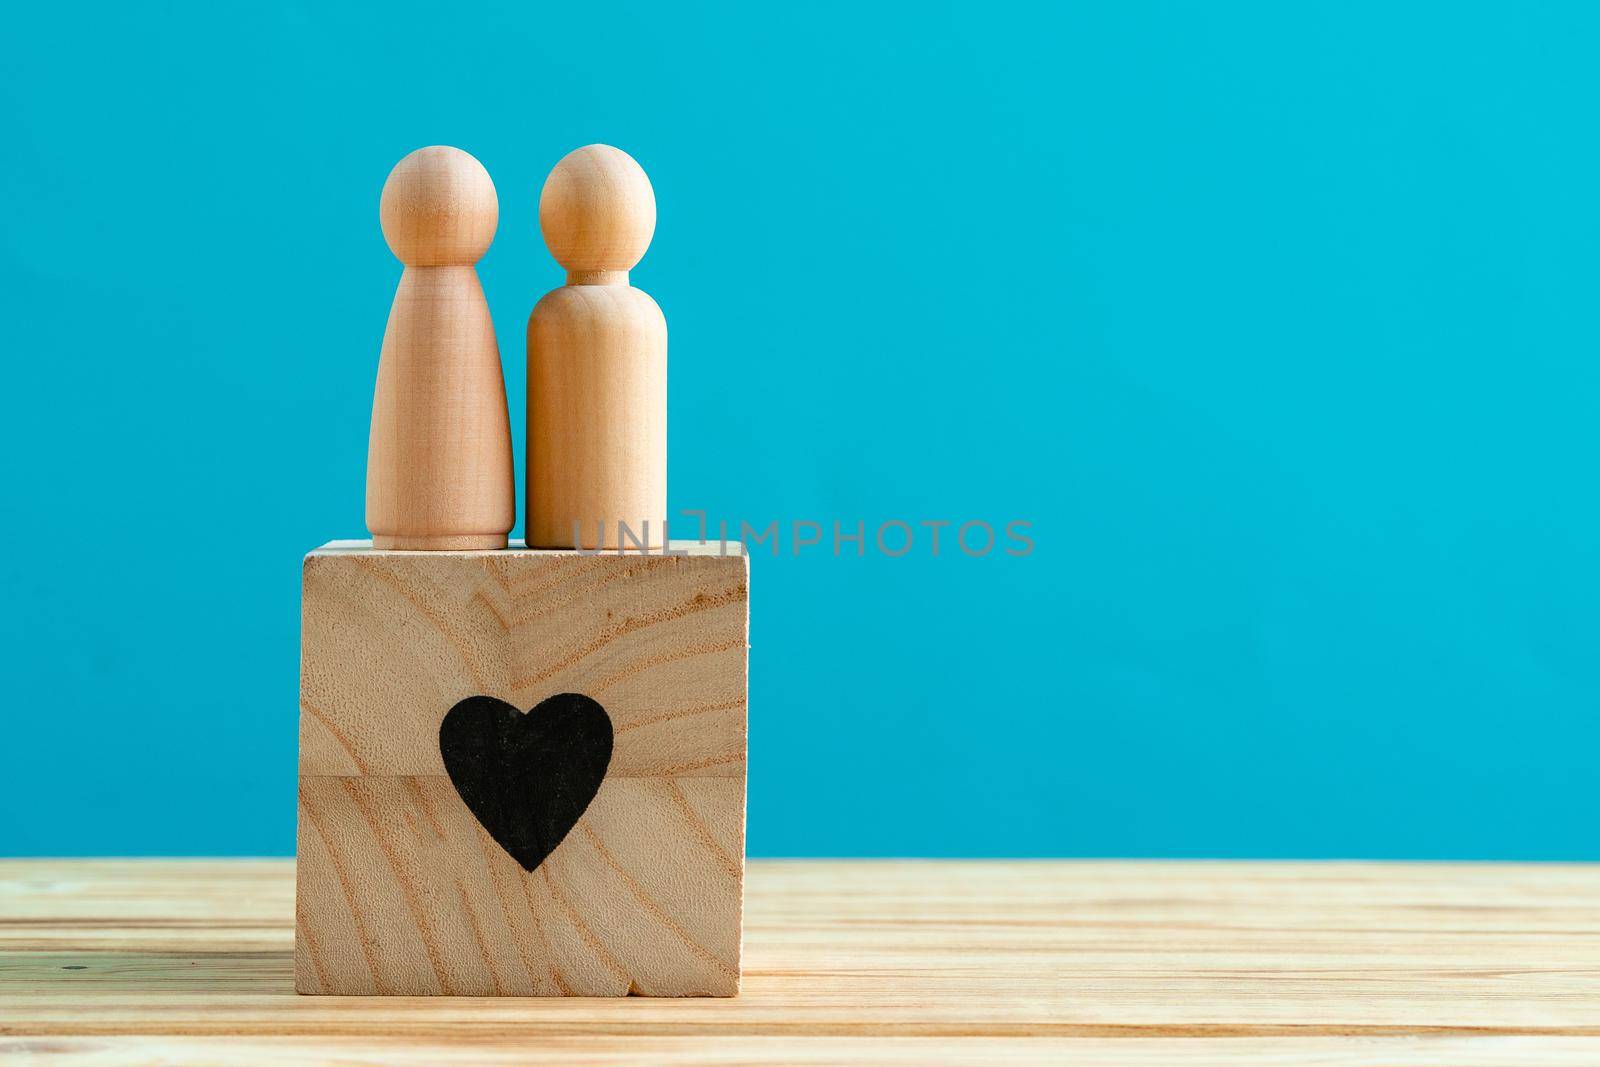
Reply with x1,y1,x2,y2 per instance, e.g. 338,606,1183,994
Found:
5,859,1600,1061
6,1036,1600,1066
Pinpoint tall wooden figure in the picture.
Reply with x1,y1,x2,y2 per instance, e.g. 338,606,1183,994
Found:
528,145,666,549
368,146,515,550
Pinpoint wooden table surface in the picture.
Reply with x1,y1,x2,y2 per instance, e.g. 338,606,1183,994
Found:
2,859,1599,1064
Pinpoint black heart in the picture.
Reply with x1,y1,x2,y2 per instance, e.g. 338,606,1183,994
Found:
439,693,614,872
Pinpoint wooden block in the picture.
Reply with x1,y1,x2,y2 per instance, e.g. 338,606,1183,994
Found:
294,540,748,996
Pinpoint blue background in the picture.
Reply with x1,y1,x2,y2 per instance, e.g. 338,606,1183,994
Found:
3,3,1596,858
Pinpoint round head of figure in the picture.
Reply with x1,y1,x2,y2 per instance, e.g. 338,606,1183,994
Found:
380,146,498,266
539,144,656,275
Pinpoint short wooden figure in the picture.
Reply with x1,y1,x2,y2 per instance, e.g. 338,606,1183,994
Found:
295,146,748,998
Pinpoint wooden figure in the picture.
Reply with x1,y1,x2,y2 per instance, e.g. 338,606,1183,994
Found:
527,145,666,549
367,146,515,551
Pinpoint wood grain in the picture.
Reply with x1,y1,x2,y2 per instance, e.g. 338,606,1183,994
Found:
8,1036,1600,1065
295,777,742,996
298,541,748,778
296,541,748,996
4,860,1600,1064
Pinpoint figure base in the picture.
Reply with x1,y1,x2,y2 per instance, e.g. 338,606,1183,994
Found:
371,532,508,551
